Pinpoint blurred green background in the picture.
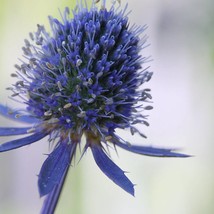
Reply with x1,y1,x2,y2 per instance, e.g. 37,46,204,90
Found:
0,0,214,214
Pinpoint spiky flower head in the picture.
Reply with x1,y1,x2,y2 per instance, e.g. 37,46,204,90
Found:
0,1,189,213
17,3,153,138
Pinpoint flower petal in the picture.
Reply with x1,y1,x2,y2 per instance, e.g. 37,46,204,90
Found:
0,127,32,136
91,145,135,196
0,131,47,152
0,104,39,124
116,141,190,157
38,142,76,197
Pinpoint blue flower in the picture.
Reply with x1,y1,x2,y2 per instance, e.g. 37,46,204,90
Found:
0,1,189,213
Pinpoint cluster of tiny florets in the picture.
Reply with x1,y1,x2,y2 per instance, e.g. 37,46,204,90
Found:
10,4,152,137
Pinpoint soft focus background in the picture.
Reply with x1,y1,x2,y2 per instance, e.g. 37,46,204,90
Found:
0,0,214,213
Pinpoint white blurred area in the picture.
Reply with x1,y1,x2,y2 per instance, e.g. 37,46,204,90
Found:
0,0,214,214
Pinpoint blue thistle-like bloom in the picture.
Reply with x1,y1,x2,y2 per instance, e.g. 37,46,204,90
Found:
0,1,189,213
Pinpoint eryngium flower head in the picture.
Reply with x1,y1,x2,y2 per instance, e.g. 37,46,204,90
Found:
0,1,189,213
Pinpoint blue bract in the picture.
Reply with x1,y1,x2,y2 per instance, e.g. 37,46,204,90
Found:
0,1,189,213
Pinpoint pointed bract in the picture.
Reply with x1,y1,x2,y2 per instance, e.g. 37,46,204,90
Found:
0,127,32,136
116,141,190,157
91,145,135,196
0,132,47,152
41,180,65,214
0,104,39,124
40,144,76,214
38,142,76,197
